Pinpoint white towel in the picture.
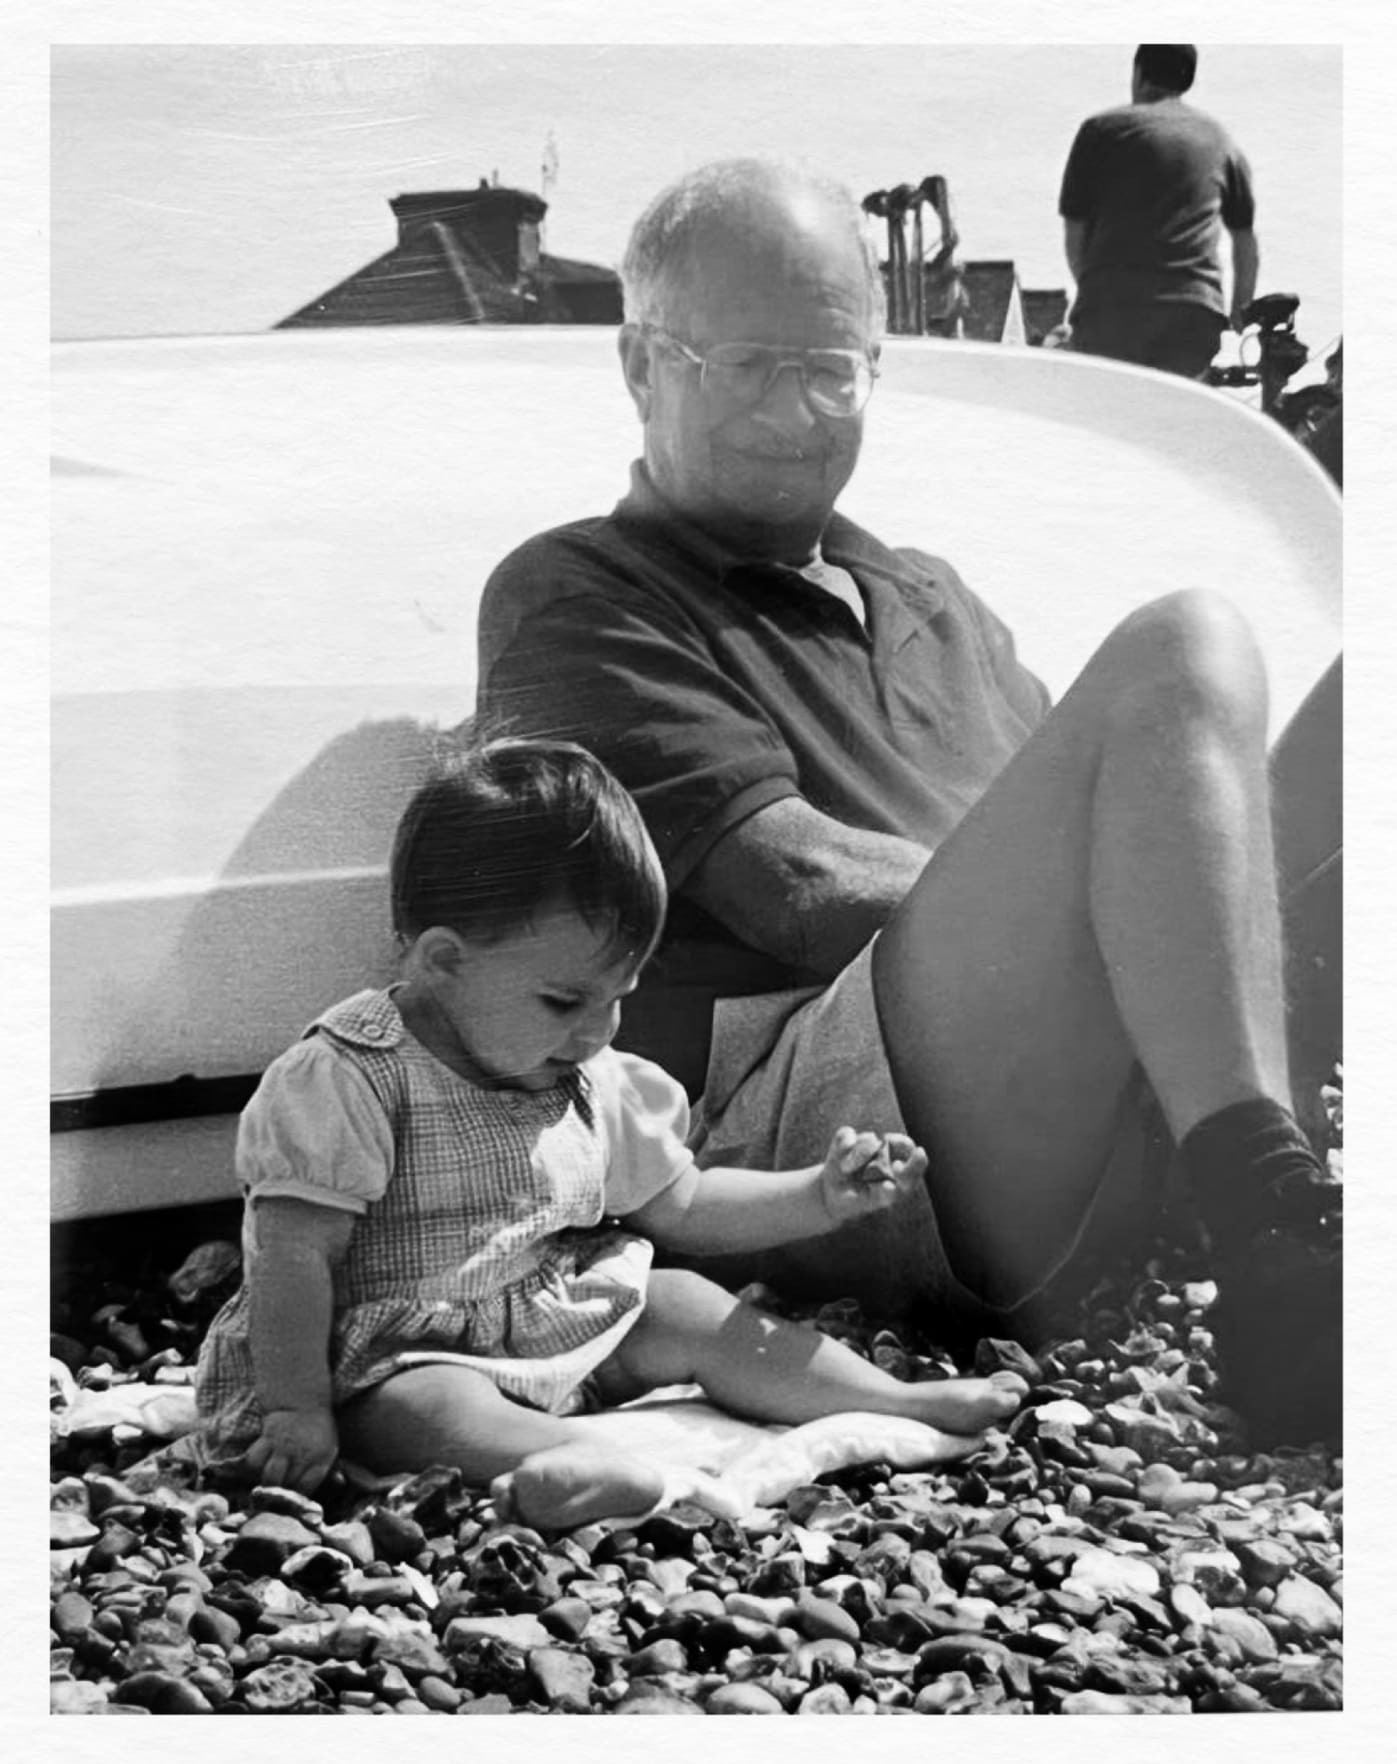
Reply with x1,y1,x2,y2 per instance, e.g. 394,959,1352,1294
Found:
51,1364,983,1520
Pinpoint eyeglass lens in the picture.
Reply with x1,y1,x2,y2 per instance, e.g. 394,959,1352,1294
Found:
703,346,870,414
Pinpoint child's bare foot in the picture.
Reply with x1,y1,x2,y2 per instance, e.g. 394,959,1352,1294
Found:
908,1369,1028,1433
489,1443,666,1531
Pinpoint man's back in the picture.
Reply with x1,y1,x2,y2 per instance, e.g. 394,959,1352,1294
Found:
1060,98,1254,316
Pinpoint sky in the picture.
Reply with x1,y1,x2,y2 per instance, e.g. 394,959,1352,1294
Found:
51,41,1343,355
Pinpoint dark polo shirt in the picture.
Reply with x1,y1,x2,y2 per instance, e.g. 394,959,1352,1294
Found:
477,464,1050,1095
1059,98,1256,321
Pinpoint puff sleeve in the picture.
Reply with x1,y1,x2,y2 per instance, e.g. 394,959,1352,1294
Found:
235,1036,395,1214
592,1050,700,1218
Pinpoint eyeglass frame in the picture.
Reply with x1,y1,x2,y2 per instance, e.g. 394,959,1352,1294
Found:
639,324,881,418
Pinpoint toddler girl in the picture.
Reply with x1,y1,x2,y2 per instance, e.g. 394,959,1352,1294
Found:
194,738,1024,1528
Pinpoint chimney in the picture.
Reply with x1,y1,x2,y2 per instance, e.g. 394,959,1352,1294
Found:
388,187,547,284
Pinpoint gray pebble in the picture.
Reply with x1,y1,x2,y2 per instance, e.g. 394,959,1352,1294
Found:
538,1595,593,1641
614,1681,702,1713
113,1670,215,1713
706,1680,784,1713
222,1511,320,1576
280,1544,354,1594
50,1511,100,1550
628,1637,690,1676
51,1678,113,1714
247,1486,324,1526
1271,1573,1343,1639
913,1670,977,1713
798,1681,853,1713
366,1506,427,1564
417,1673,463,1711
791,1636,858,1679
1210,1607,1279,1662
317,1519,375,1566
239,1656,321,1712
528,1645,595,1711
1233,1535,1296,1588
1059,1688,1191,1713
793,1590,861,1643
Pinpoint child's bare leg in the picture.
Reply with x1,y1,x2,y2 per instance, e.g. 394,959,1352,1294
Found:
336,1364,664,1526
598,1269,1026,1434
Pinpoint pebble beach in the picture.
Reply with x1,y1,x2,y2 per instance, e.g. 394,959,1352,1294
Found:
50,1084,1343,1717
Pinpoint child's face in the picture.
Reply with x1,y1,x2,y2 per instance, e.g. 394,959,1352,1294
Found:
434,905,644,1091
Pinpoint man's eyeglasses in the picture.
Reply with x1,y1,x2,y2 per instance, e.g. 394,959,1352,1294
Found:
643,326,880,418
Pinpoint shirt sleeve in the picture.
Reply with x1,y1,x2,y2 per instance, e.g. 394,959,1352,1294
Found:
479,541,801,886
1058,119,1099,219
235,1036,395,1215
592,1050,699,1217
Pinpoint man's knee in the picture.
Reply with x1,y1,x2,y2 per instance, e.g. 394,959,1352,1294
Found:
1098,589,1270,747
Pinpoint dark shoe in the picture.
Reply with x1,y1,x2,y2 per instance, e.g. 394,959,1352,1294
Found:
1212,1227,1342,1449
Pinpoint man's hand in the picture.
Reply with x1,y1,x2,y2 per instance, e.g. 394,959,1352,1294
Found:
240,1407,339,1494
819,1126,927,1226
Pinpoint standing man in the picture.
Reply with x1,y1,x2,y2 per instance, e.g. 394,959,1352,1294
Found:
477,159,1339,1448
1060,44,1259,377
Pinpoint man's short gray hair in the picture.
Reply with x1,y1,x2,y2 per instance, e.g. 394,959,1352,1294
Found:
621,158,886,337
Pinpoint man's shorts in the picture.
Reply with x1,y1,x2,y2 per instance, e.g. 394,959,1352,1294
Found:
685,940,1172,1329
1069,300,1227,380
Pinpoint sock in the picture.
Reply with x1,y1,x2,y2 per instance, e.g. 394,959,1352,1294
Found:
1181,1095,1326,1254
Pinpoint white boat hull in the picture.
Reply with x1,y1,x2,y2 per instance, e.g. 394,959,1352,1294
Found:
51,328,1340,1219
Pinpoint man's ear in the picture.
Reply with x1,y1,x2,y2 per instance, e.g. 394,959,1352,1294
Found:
618,323,653,421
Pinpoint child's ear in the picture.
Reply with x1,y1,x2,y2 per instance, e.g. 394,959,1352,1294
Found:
417,927,466,983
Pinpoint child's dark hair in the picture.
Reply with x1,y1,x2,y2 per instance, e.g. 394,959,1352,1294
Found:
391,738,667,962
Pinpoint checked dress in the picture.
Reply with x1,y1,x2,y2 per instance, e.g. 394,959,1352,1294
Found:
193,988,695,1466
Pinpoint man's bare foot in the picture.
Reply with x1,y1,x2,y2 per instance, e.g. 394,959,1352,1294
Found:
908,1369,1028,1433
489,1442,666,1531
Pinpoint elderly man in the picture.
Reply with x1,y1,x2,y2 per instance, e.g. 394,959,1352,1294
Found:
476,159,1340,1447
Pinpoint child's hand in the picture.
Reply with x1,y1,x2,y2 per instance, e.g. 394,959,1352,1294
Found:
241,1407,339,1494
819,1127,927,1225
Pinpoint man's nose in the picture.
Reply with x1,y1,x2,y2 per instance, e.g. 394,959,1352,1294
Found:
751,361,822,431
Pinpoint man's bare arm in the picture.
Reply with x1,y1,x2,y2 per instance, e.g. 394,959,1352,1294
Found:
1229,227,1259,327
684,796,932,978
1062,217,1089,283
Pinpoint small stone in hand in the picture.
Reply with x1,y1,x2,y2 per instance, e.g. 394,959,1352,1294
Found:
860,1138,897,1189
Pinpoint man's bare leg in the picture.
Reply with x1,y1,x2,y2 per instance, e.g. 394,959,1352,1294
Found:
1269,658,1342,1142
871,589,1309,1307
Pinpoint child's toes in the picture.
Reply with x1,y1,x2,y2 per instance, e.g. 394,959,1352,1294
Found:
987,1370,1029,1415
488,1470,521,1522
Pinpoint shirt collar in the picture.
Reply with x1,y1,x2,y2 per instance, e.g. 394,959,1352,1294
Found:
614,459,944,614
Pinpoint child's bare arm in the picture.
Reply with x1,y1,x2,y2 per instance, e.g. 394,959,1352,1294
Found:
242,1196,356,1492
626,1128,927,1253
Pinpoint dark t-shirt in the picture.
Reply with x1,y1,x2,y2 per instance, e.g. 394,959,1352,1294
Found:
1059,98,1255,317
476,465,1050,1095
